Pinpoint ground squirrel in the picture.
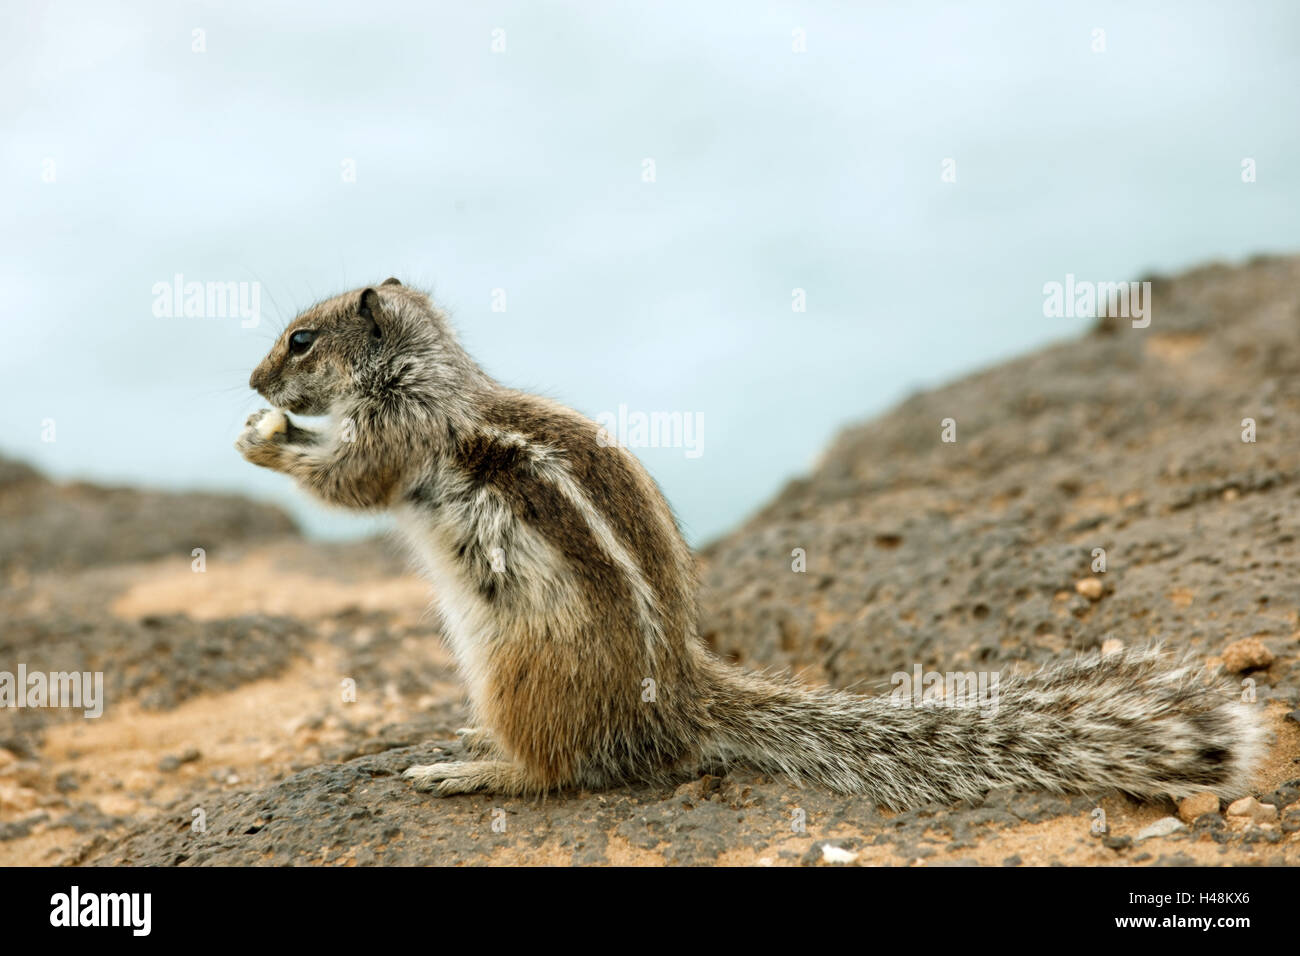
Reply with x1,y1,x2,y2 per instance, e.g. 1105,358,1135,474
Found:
236,281,1264,806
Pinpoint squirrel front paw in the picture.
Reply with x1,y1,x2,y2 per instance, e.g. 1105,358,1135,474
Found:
235,408,288,465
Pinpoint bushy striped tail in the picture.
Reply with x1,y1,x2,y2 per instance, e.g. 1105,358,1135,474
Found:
702,645,1265,809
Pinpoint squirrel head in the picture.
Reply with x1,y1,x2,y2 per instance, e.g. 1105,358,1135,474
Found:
249,278,486,416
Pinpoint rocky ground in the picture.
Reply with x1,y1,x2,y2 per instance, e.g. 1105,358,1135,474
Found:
3,254,1299,866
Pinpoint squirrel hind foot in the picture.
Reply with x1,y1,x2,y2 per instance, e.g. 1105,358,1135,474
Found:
403,759,532,797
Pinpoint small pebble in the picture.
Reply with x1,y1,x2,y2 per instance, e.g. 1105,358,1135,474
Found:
1220,638,1274,674
820,844,859,864
1075,578,1104,600
1178,792,1219,824
158,749,201,773
1135,816,1186,841
1226,796,1277,824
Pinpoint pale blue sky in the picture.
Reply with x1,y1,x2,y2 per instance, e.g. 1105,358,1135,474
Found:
3,1,1298,544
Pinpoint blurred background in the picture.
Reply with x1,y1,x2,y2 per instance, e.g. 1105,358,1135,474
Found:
3,0,1298,545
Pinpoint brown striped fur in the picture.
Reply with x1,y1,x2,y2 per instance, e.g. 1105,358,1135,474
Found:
236,281,1264,807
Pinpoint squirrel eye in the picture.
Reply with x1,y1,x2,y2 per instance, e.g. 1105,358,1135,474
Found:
288,329,317,355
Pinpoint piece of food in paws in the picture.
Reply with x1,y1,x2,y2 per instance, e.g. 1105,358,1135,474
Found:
256,409,288,440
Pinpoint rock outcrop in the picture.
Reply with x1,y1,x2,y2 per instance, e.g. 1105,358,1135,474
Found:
2,256,1298,866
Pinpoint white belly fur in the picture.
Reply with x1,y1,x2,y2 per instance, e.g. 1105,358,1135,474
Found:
391,497,587,724
392,506,496,720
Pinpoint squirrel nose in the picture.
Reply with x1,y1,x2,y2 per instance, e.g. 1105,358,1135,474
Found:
249,367,266,392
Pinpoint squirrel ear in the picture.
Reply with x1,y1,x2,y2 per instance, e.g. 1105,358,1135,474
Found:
381,277,402,287
358,287,382,338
